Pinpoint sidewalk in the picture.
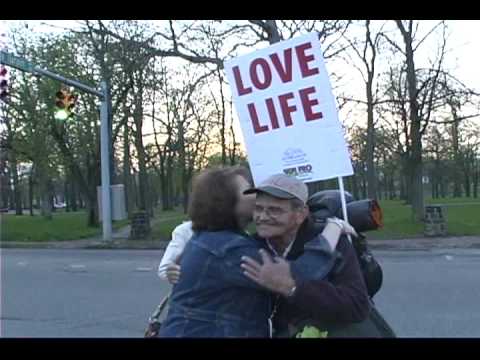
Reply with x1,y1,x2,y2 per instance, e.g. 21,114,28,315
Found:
2,228,480,251
368,235,480,251
0,225,169,250
0,215,181,250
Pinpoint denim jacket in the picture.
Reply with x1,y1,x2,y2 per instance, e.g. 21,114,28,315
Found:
159,230,336,338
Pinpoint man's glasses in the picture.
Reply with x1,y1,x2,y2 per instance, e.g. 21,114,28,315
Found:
254,205,291,218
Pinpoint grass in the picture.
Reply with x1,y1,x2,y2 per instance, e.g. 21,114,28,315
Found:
150,199,480,242
150,208,188,241
149,210,255,241
1,210,129,242
368,200,424,240
2,198,479,242
425,197,480,205
368,198,480,240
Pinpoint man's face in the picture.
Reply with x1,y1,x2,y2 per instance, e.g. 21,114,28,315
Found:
254,193,307,239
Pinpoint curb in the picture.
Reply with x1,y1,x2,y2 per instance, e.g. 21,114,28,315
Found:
3,236,480,251
369,244,480,251
368,235,480,251
1,239,169,250
84,241,168,250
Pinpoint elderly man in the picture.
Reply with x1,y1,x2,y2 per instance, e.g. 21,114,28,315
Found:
240,173,370,337
161,173,370,337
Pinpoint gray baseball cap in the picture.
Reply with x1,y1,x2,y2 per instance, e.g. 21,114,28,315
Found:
244,173,308,204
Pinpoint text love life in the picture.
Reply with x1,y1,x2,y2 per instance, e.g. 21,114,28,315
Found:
231,41,324,134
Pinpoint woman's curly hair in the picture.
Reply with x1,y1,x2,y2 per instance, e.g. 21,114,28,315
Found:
188,166,252,232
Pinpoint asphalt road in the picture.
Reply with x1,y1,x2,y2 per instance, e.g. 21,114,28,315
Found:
2,248,480,337
1,249,168,337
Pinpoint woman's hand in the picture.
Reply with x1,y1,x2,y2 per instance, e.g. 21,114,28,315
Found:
166,263,181,284
327,217,358,237
166,254,183,285
322,217,358,251
340,220,358,237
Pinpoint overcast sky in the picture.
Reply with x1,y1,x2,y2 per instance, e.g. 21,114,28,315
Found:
1,20,479,135
2,20,479,88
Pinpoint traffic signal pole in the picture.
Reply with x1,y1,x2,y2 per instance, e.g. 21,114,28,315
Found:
1,51,112,241
34,67,103,97
99,81,112,241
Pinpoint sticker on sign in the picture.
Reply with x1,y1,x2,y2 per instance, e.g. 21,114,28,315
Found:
224,32,353,185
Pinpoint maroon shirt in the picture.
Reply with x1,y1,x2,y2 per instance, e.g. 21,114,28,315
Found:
256,218,371,337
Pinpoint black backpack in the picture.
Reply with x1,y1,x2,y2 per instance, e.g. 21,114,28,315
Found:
307,190,384,299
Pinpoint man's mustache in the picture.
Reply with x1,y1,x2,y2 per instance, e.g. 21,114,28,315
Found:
255,221,278,226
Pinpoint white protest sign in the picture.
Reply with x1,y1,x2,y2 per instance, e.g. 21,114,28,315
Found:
224,32,353,185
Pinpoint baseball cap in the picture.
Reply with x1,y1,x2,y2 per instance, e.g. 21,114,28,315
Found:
244,173,308,204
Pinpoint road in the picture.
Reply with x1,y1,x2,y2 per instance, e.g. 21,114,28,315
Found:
373,248,480,337
1,249,168,337
2,248,480,337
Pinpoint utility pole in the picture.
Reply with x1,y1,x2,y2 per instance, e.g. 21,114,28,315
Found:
1,51,113,241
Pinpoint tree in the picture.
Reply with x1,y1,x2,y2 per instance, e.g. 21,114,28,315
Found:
378,21,449,220
6,27,107,226
342,20,386,199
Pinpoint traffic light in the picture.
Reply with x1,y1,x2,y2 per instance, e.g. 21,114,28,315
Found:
54,88,76,120
65,93,76,114
0,66,8,103
55,89,66,107
55,89,68,120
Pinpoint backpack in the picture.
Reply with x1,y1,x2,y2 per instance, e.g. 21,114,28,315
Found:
307,190,384,299
293,190,397,338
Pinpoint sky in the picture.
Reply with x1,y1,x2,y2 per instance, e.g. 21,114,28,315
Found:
444,20,480,90
2,20,479,89
1,20,479,142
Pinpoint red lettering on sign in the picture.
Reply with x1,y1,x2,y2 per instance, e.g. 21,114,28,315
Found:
250,58,272,90
242,83,324,135
265,98,279,129
299,86,323,121
232,65,252,96
247,103,269,134
278,93,296,127
295,42,319,78
269,48,293,83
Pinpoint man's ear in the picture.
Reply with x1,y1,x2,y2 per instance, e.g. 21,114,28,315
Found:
296,206,309,225
302,206,310,221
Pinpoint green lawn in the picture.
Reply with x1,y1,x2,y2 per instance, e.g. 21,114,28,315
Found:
151,199,480,241
150,208,188,241
1,211,129,242
2,198,479,242
368,198,480,240
425,197,480,205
